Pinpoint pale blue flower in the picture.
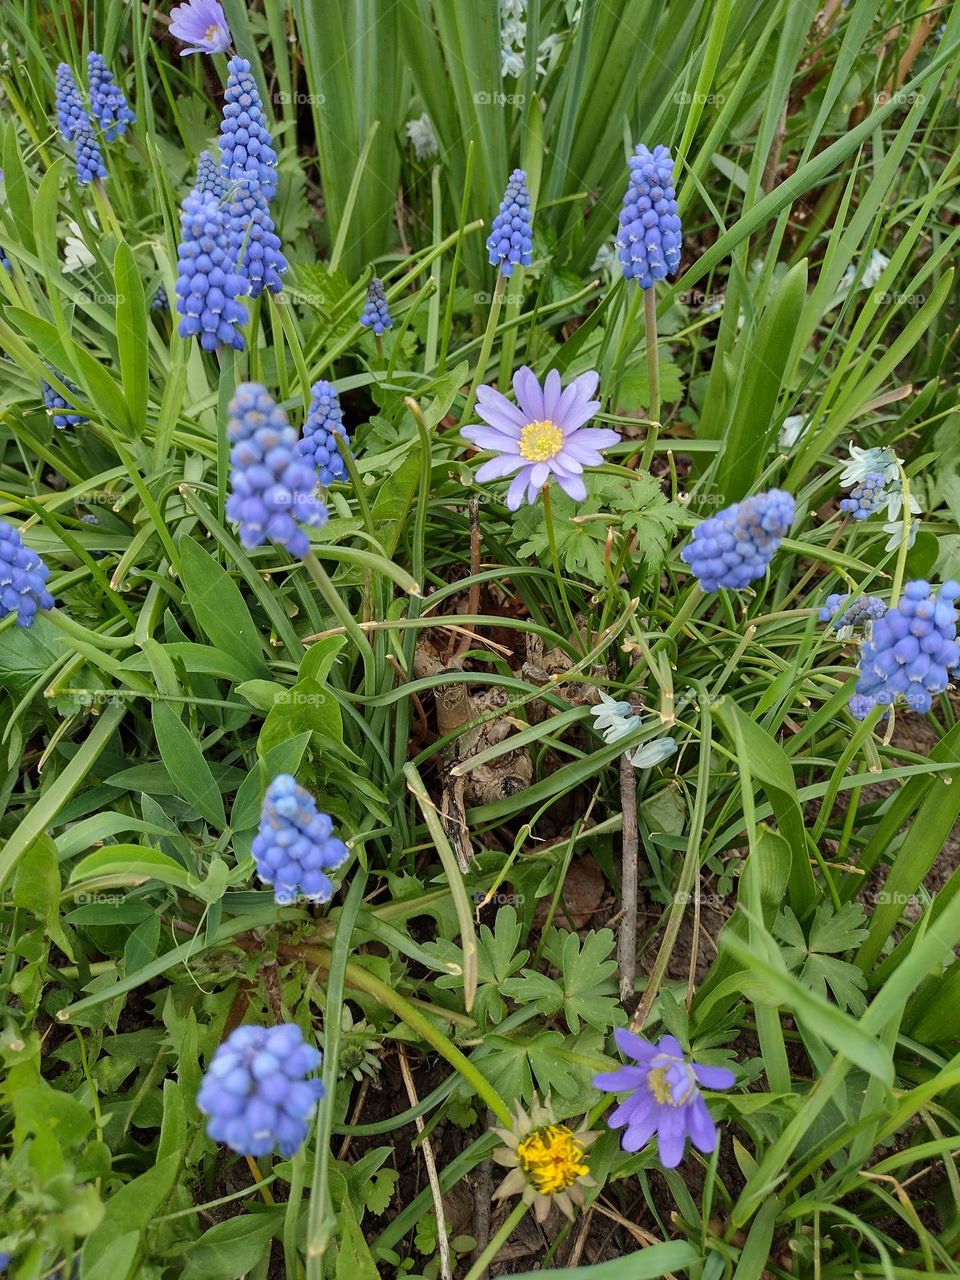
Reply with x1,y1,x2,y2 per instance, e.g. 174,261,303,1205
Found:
590,692,641,743
839,444,899,489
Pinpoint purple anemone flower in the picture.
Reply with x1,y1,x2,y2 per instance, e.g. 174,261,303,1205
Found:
462,367,619,510
594,1028,735,1168
169,0,232,55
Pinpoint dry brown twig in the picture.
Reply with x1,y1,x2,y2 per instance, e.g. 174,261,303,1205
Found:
397,1044,452,1280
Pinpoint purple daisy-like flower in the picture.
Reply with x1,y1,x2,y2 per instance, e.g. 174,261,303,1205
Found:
169,0,232,55
461,367,619,510
594,1028,735,1168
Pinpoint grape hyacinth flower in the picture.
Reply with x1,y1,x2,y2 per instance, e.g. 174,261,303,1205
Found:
252,774,348,904
197,1023,323,1157
855,580,960,715
42,369,88,429
169,0,233,55
820,593,887,632
359,278,392,336
849,693,887,722
0,521,55,627
616,145,682,288
594,1029,735,1168
839,471,888,520
226,177,287,297
462,367,619,510
486,169,533,277
151,283,169,312
72,112,108,185
219,57,278,198
87,52,135,141
680,489,795,592
196,149,227,200
297,381,351,487
175,186,249,352
225,384,327,558
55,63,85,142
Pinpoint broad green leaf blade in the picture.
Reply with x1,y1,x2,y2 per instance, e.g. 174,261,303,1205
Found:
152,702,227,829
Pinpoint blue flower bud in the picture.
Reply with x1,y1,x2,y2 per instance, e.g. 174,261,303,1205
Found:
0,520,55,627
839,471,888,520
72,112,108,185
820,593,887,630
359,278,392,335
175,186,249,352
252,774,348,903
855,581,960,716
486,169,533,277
297,381,352,487
55,63,85,142
197,1022,324,1157
226,176,287,298
219,57,278,198
43,368,88,429
87,51,135,141
680,489,795,592
616,144,682,288
225,384,327,559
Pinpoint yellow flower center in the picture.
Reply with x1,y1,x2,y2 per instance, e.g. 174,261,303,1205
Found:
647,1062,695,1108
516,1124,589,1195
205,23,223,41
519,419,563,462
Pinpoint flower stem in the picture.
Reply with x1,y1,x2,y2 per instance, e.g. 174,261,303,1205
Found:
639,286,661,473
301,551,376,692
651,582,704,654
462,1201,528,1280
462,271,507,425
290,943,512,1127
890,464,913,607
283,1147,306,1280
92,179,124,243
617,752,639,1002
542,483,581,648
47,609,136,650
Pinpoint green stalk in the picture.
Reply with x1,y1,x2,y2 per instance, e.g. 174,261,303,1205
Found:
890,464,913,607
283,1148,306,1280
293,945,511,1127
638,286,661,474
305,872,368,1280
46,609,136,650
462,1201,528,1280
461,271,507,425
392,401,433,781
651,583,704,654
301,551,376,694
542,483,581,647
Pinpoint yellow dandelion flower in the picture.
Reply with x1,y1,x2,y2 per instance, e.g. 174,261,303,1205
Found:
492,1098,598,1224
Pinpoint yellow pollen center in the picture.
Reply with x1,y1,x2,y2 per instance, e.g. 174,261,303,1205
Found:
519,419,563,462
516,1124,589,1195
647,1063,695,1108
205,23,222,40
